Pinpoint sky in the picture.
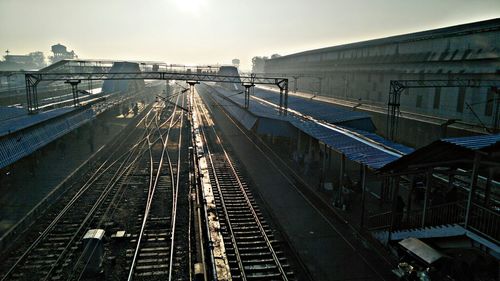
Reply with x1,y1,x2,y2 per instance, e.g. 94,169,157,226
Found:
1,0,499,70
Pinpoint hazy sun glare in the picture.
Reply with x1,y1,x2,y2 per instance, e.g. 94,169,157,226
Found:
174,0,206,14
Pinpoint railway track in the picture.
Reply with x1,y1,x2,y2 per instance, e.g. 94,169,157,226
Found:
0,88,190,281
1,84,301,281
125,90,190,281
198,83,394,281
0,106,153,280
193,91,296,281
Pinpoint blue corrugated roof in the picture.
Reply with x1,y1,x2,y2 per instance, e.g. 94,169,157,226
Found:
205,85,410,170
0,107,75,137
290,119,402,169
253,88,375,129
0,107,26,121
0,108,95,169
379,134,500,172
443,134,500,150
208,90,258,130
345,127,415,155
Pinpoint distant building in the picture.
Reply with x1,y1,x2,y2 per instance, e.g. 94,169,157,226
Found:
232,58,240,68
0,51,46,71
49,43,77,64
264,18,500,145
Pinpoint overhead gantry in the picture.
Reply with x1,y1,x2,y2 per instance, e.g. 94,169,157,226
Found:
24,71,289,114
386,79,500,140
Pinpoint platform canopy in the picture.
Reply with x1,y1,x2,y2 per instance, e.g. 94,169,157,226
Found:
206,84,413,170
379,134,500,173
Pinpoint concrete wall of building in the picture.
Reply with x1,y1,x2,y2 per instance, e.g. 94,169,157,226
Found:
264,19,500,131
102,62,145,93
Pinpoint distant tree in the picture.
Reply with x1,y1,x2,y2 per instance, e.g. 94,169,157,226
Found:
270,54,281,59
29,51,46,68
251,56,268,73
232,58,240,67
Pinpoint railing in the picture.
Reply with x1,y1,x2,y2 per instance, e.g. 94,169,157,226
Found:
367,200,500,244
366,211,392,230
428,201,466,226
468,203,500,243
367,201,466,231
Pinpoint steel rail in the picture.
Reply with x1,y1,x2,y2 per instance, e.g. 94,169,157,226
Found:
193,96,248,281
70,112,159,281
195,89,289,280
203,86,390,281
167,89,186,281
41,115,156,281
0,105,158,281
127,90,184,280
72,100,178,281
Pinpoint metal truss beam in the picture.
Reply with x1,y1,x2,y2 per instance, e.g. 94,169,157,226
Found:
387,79,500,140
38,59,226,74
25,72,288,114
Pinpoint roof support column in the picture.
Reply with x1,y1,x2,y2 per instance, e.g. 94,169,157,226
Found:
243,84,252,109
25,74,40,114
390,176,401,231
421,168,433,228
360,164,367,228
484,167,493,206
279,86,283,114
465,153,481,229
320,143,327,189
337,154,345,206
405,175,414,223
65,79,81,107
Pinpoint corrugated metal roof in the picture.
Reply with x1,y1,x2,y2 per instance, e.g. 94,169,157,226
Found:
379,134,500,173
0,107,26,121
345,127,415,155
204,84,411,170
256,118,295,137
208,88,258,130
290,119,402,169
254,88,375,130
0,108,95,169
213,85,375,131
442,134,500,150
0,107,75,137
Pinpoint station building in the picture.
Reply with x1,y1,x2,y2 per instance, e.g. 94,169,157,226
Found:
264,18,500,147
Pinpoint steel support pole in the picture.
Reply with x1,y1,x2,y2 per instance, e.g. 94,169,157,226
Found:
25,76,32,113
493,89,500,133
245,87,249,109
421,169,433,228
387,81,403,140
279,87,283,115
33,81,39,111
66,80,81,107
465,153,481,229
338,154,345,206
390,176,400,231
320,143,326,189
284,80,288,115
242,85,251,109
72,83,78,106
360,164,367,228
406,176,414,223
386,86,394,140
25,75,39,114
484,168,493,205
